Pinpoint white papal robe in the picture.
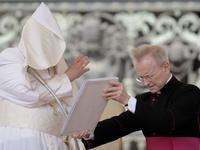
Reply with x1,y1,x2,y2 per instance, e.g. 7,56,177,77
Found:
0,48,85,150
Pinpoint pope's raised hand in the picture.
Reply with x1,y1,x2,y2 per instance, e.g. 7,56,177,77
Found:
65,55,90,82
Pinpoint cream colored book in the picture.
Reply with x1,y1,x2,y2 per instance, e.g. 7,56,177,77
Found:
60,77,118,136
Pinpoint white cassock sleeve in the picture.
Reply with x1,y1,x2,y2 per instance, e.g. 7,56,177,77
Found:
0,48,73,108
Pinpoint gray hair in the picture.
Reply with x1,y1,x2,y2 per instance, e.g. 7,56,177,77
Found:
130,44,169,66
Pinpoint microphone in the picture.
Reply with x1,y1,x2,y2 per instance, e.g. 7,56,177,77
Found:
27,66,80,150
27,66,47,86
27,66,68,117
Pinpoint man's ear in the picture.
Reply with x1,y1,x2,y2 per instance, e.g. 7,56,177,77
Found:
163,62,170,74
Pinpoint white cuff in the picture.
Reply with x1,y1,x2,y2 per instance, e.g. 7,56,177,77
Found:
124,96,137,114
83,133,95,140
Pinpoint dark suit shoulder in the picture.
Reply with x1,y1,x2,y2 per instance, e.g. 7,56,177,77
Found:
175,82,200,96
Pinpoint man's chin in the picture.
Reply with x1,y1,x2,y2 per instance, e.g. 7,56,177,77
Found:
149,88,158,94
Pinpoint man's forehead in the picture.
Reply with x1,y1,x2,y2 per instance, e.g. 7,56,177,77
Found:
134,55,155,65
134,58,159,74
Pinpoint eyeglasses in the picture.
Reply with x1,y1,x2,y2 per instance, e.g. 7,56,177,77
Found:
136,68,161,83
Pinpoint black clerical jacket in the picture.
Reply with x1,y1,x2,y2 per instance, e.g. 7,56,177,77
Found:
82,76,200,150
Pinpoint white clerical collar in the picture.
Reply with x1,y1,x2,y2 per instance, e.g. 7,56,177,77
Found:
157,74,172,95
166,74,172,84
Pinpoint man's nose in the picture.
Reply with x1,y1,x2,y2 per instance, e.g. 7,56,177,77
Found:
142,79,150,86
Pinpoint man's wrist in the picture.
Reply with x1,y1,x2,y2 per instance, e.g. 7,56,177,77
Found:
124,103,128,106
124,96,130,106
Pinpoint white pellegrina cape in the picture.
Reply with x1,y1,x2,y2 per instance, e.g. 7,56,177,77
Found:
0,2,85,150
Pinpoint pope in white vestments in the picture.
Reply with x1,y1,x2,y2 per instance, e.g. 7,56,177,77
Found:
0,2,89,150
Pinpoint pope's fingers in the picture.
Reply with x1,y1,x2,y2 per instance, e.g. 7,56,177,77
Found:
74,55,84,62
82,59,90,68
79,56,89,64
74,55,90,66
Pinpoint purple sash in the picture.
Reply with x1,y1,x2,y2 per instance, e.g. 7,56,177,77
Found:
146,137,200,150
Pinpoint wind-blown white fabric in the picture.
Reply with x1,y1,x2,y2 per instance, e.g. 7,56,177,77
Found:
0,2,85,150
18,2,65,70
